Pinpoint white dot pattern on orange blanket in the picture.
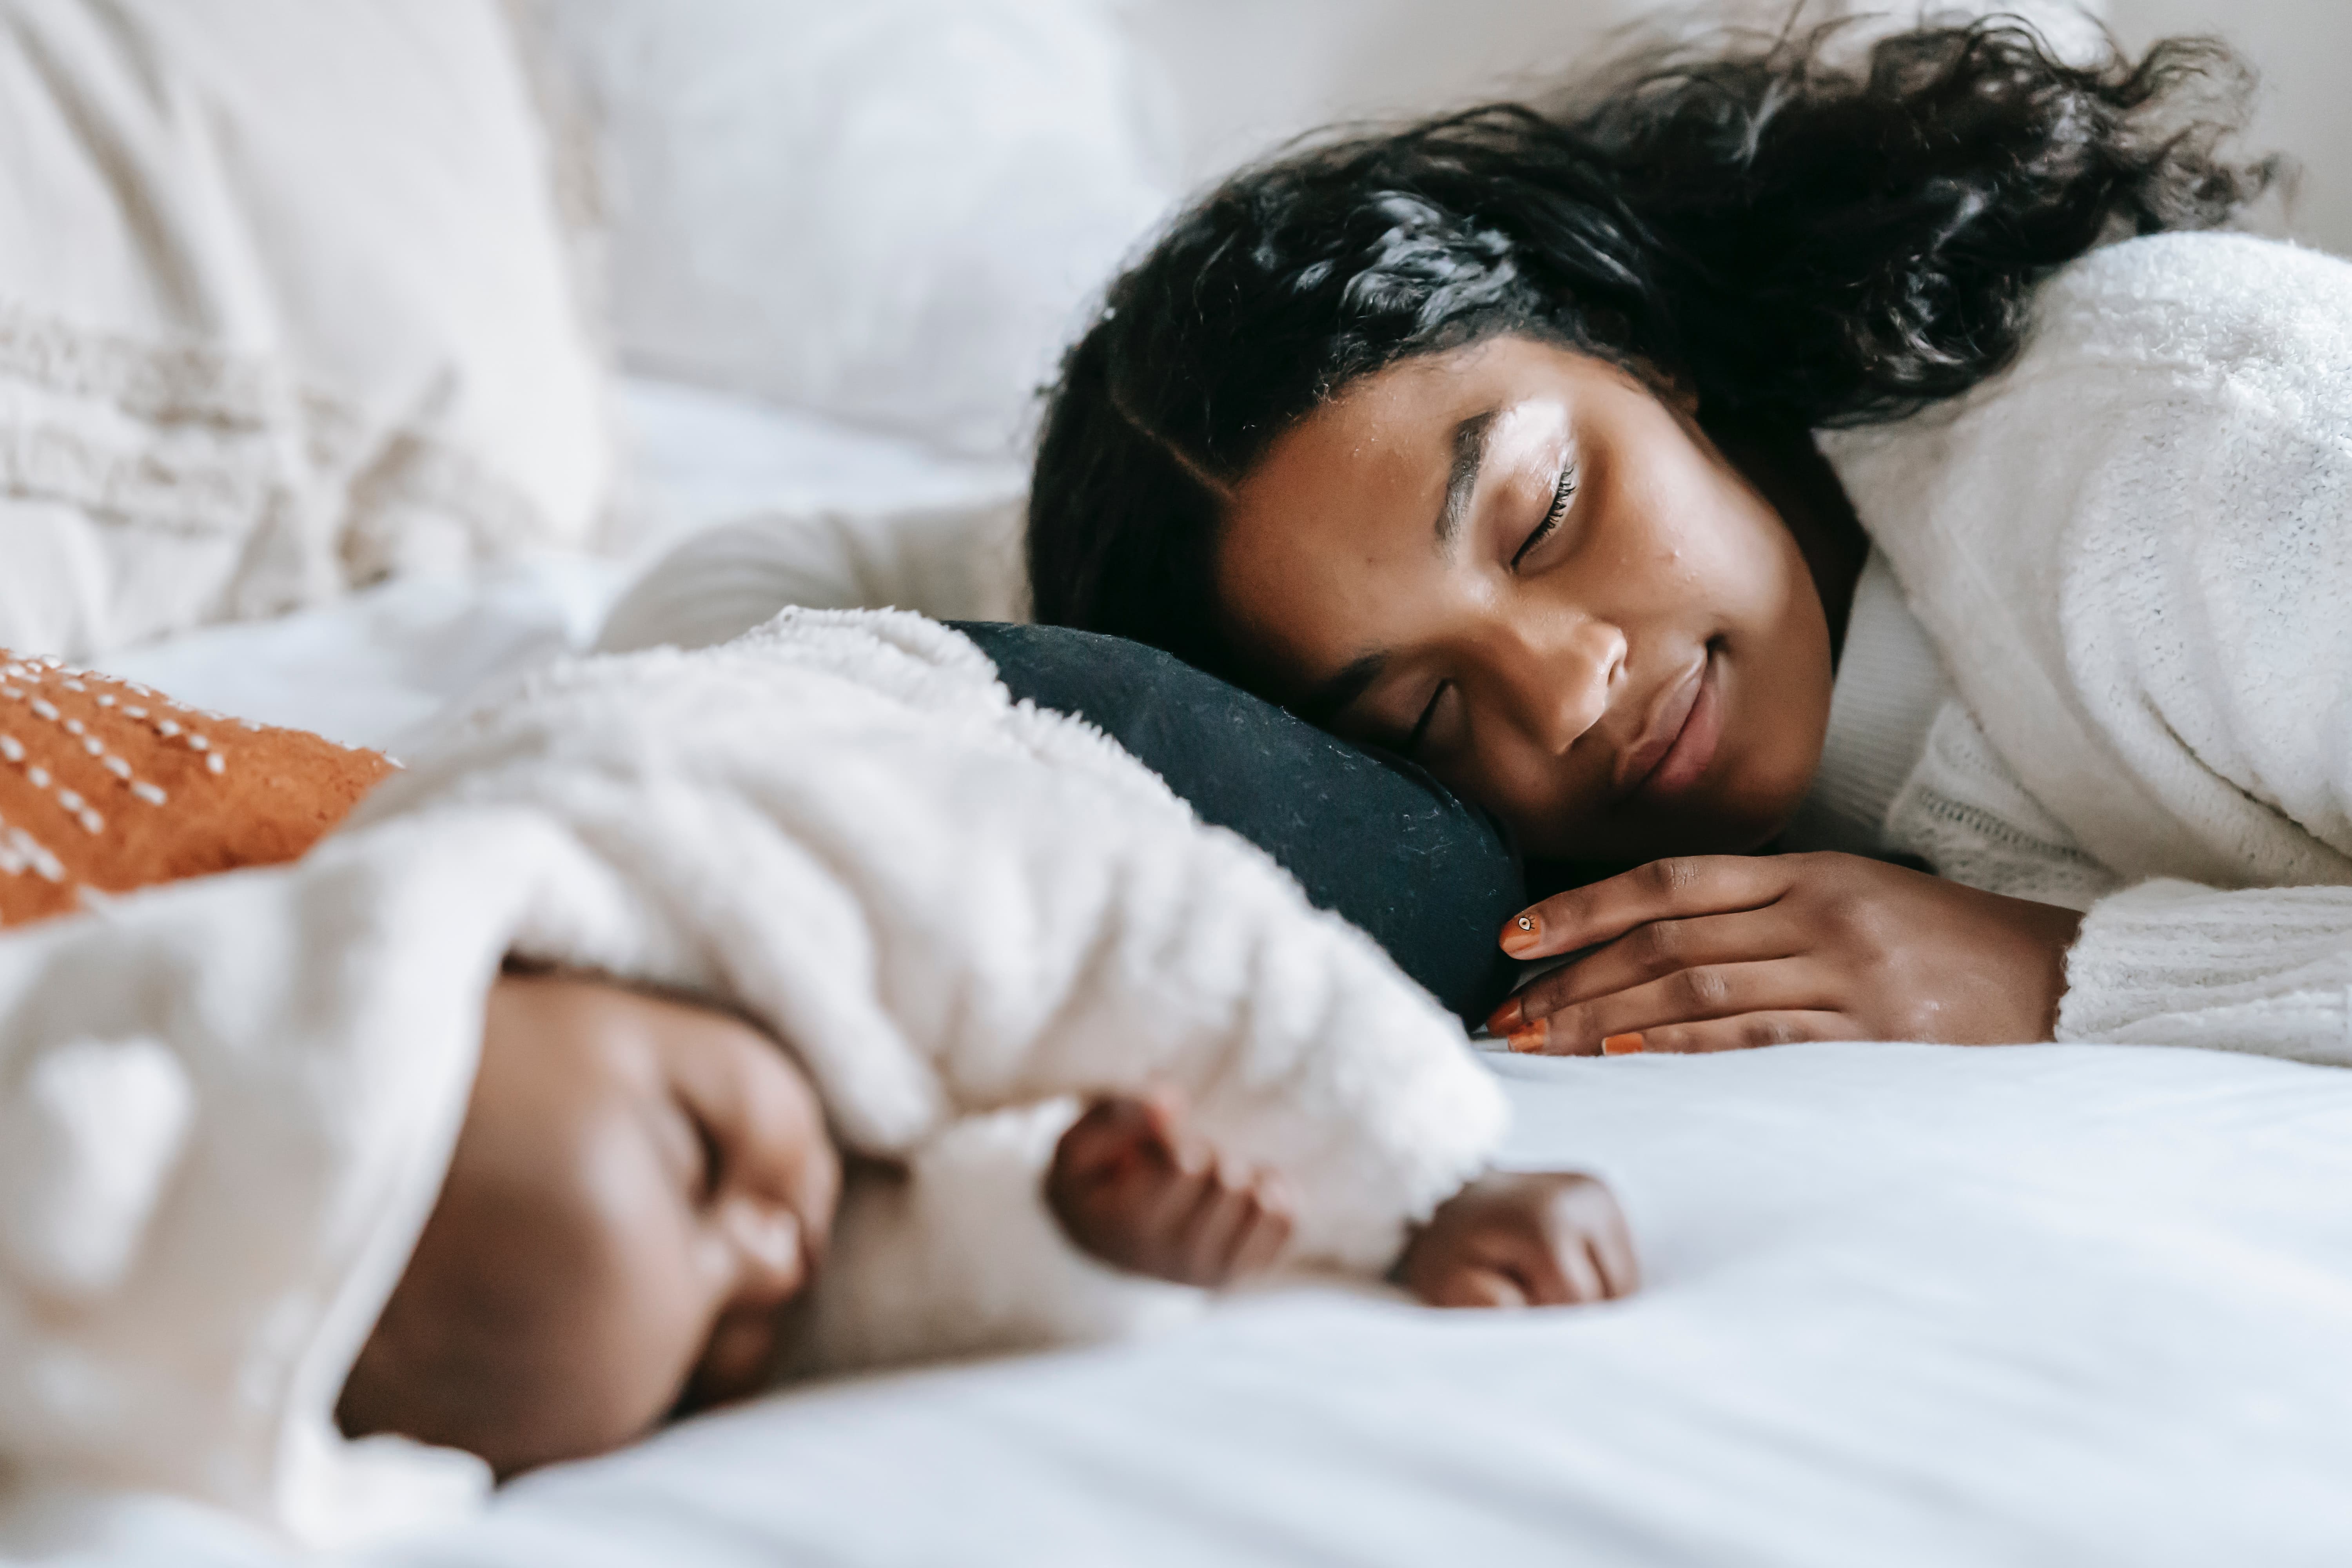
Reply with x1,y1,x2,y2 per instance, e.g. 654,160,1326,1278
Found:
0,659,205,854
0,648,394,931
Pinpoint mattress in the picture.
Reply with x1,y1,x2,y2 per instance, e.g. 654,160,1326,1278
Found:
22,382,2352,1566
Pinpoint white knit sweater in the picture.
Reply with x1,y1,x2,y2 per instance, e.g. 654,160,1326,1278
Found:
1815,231,2352,1064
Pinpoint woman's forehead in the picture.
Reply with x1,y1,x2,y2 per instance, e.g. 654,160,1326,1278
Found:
1218,341,1619,648
1243,339,1634,490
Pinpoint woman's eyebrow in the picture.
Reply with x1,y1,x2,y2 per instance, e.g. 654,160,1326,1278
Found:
1436,408,1499,553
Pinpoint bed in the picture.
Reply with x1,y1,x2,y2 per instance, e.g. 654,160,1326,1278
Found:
376,1040,2352,1567
9,2,2351,1561
22,374,2339,1568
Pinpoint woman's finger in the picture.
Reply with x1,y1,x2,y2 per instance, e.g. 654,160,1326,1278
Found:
1490,905,1803,1034
1508,959,1835,1054
1500,855,1798,961
1637,1009,1860,1055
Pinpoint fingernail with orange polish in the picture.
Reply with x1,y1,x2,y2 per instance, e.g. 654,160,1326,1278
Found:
1508,1024,1546,1054
1501,911,1541,957
1488,998,1524,1035
1601,1033,1647,1056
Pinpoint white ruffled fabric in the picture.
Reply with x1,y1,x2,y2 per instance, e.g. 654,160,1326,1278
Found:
0,610,1504,1547
0,0,611,659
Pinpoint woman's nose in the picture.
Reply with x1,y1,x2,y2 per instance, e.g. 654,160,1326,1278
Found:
1492,613,1625,756
719,1194,808,1306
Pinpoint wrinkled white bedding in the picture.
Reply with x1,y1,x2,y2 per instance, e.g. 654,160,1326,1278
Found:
15,385,2352,1566
0,608,1499,1551
341,1043,2352,1568
27,1041,2352,1566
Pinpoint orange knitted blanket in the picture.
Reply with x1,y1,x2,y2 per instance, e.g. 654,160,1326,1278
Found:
0,652,393,926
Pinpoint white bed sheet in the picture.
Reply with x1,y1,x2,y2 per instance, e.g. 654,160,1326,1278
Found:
22,384,2352,1566
334,1043,2352,1568
28,1041,2352,1566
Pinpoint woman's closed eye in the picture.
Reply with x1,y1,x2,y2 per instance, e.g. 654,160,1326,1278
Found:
1512,463,1577,571
1400,461,1576,757
1405,680,1457,759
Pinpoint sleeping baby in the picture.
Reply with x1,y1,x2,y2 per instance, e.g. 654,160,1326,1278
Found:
337,970,1636,1478
0,610,1633,1545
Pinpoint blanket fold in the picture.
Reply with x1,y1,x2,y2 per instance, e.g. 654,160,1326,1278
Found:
0,609,1506,1546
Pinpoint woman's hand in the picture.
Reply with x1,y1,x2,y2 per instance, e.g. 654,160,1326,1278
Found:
1047,1093,1294,1287
1397,1172,1639,1307
1487,853,2083,1054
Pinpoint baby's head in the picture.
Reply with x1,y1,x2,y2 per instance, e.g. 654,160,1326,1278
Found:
338,972,842,1476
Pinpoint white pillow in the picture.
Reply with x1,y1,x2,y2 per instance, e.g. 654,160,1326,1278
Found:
539,0,1174,458
596,498,1028,657
0,0,612,659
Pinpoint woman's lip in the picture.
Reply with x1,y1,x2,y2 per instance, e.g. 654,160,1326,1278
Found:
1611,654,1708,800
1635,648,1724,805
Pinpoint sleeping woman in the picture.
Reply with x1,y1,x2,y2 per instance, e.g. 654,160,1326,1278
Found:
1015,18,2352,1064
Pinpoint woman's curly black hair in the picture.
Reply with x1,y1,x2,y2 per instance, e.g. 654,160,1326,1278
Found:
1026,15,2276,674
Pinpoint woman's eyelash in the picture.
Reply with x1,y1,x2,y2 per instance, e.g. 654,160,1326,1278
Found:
1512,463,1577,570
1398,462,1573,756
1405,680,1451,756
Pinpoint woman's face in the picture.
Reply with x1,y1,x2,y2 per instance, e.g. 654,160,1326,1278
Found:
1217,336,1833,863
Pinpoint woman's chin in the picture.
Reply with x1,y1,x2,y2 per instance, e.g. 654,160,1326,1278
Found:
1533,789,1805,866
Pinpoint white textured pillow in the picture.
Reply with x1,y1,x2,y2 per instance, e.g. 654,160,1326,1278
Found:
596,498,1028,656
0,0,612,659
540,0,1174,457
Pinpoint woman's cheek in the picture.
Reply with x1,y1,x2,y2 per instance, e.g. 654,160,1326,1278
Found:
1461,732,1579,854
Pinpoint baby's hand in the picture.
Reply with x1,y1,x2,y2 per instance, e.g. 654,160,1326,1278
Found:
1047,1093,1294,1288
1397,1172,1639,1308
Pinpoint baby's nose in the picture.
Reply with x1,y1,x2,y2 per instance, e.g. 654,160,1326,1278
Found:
722,1198,807,1304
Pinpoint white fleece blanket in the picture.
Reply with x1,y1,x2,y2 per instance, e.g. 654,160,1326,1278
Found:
0,610,1504,1549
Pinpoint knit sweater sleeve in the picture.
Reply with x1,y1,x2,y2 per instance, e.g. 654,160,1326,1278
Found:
2025,243,2352,1060
1893,702,2352,1064
1879,704,2352,1062
1881,702,2121,913
1831,235,2352,1062
2056,881,2352,1063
